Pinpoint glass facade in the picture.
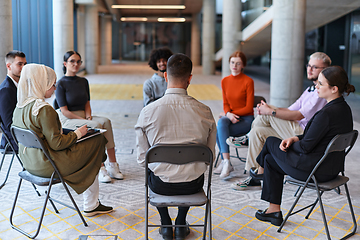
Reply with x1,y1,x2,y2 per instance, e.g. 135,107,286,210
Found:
349,10,360,95
117,22,191,62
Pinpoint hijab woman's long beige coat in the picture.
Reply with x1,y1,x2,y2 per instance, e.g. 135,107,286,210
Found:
13,102,107,194
12,64,107,194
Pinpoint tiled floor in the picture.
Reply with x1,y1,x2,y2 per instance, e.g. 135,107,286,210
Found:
0,64,360,240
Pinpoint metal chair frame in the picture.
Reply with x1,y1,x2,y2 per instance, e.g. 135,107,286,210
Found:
10,126,88,239
278,130,358,240
0,116,39,194
145,143,213,240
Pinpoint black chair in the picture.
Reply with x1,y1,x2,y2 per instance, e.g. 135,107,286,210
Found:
278,130,358,240
10,126,88,239
214,95,266,170
0,115,19,189
145,144,213,240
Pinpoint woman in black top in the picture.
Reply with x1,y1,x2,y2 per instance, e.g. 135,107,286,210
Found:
55,51,124,183
253,66,355,226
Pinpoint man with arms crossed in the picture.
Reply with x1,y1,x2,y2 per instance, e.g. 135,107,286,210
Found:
143,47,173,106
231,52,331,190
135,53,216,240
0,50,27,152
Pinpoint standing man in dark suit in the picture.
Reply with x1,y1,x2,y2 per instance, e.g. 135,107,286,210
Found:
0,50,27,151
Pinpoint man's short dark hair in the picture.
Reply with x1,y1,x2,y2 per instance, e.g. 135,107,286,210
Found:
5,50,26,64
166,53,192,80
148,47,173,71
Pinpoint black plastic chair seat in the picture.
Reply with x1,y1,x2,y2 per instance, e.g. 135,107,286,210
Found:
149,189,207,207
286,175,349,192
19,171,61,186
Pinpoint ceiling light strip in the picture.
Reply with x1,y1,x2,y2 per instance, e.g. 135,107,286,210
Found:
112,5,186,10
157,17,186,22
120,17,148,22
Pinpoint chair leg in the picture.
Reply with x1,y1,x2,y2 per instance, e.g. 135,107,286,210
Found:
235,148,246,163
314,184,331,240
60,181,88,227
305,191,324,219
203,201,209,240
46,190,60,214
145,196,149,240
278,183,308,232
209,197,212,240
10,177,51,239
341,183,357,240
0,152,15,189
214,152,220,168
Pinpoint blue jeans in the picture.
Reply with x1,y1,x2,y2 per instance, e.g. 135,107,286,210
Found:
216,115,254,155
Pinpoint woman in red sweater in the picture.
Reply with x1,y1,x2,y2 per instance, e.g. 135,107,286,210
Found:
215,51,254,178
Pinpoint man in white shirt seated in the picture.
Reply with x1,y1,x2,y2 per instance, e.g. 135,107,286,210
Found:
135,53,217,240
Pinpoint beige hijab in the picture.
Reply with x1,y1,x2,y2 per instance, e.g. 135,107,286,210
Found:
17,64,57,116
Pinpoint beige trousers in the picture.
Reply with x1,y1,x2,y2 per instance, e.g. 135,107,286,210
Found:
57,109,115,149
245,114,303,171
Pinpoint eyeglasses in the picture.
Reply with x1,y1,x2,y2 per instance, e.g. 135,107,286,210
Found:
306,64,325,70
68,60,83,65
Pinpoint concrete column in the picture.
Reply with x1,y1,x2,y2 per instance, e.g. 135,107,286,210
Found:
0,0,13,82
85,4,98,74
270,0,306,107
53,0,74,79
139,23,146,61
76,5,86,63
191,12,201,66
100,15,112,65
222,0,241,78
202,0,216,75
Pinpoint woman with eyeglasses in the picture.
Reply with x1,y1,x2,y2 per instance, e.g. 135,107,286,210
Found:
214,51,255,178
55,51,124,183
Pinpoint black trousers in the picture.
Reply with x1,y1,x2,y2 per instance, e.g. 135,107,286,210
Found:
148,169,204,196
256,137,337,205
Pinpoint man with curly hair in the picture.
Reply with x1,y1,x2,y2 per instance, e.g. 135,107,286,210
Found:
143,47,173,106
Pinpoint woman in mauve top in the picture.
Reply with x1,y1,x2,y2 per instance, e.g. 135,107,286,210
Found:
215,51,254,178
55,51,124,184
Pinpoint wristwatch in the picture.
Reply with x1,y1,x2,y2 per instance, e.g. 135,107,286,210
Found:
272,109,276,117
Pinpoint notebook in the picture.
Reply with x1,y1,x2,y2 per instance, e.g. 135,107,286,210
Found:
62,128,106,143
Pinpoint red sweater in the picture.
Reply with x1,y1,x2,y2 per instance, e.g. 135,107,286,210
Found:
221,73,254,116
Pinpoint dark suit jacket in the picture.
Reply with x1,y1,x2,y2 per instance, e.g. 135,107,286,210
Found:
0,76,18,151
286,96,353,175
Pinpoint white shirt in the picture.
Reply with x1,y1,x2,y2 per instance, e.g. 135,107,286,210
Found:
8,75,18,88
135,88,217,182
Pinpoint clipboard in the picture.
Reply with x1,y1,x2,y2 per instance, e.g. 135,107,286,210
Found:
62,128,107,143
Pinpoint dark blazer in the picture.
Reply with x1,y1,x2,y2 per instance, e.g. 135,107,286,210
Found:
0,76,18,151
286,96,353,175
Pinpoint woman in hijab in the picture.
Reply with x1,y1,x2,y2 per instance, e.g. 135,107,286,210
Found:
12,63,113,217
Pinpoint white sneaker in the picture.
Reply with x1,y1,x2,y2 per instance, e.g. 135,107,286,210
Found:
226,135,249,148
106,162,124,180
213,161,224,175
99,166,112,183
220,159,234,178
